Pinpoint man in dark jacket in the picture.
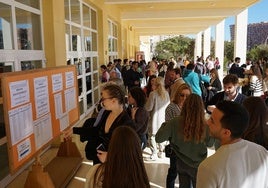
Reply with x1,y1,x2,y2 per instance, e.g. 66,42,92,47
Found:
206,74,247,112
229,57,245,78
125,61,143,90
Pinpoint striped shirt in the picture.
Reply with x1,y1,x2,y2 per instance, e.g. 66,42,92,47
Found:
165,102,181,121
249,75,263,96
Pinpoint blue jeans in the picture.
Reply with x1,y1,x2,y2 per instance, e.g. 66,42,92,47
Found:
176,157,197,188
166,152,177,188
140,134,147,150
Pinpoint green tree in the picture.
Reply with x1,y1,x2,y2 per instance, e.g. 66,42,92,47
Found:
247,44,268,61
154,35,195,60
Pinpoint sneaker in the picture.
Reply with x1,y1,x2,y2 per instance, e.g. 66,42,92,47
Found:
150,153,158,161
157,152,164,158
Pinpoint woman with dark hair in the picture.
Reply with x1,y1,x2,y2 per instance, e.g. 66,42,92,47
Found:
100,65,110,83
156,94,214,188
248,63,264,96
127,87,149,149
143,75,157,97
85,126,150,188
242,96,268,149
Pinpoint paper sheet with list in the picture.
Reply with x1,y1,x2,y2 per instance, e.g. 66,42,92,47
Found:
34,76,50,118
52,73,63,93
9,80,30,108
65,71,74,88
33,113,52,150
60,113,69,131
54,93,63,119
65,87,76,112
9,103,33,146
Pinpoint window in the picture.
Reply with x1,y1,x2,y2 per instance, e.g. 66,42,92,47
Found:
0,3,13,50
108,20,118,62
65,0,99,116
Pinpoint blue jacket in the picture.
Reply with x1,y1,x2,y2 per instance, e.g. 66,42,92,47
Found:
183,69,210,96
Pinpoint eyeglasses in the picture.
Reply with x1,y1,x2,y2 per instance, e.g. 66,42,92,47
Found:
101,97,113,101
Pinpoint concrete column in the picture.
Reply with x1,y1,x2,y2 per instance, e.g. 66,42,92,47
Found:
215,20,225,79
194,31,202,61
234,9,248,64
203,27,211,59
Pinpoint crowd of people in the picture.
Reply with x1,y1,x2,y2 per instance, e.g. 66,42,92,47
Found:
70,55,268,188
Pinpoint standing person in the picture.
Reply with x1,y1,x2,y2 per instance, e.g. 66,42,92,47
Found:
197,101,268,188
242,97,268,149
169,68,185,101
85,126,150,188
145,77,170,160
206,74,247,112
143,75,157,98
229,57,245,78
248,64,264,96
207,68,222,95
263,68,268,105
165,83,192,188
206,68,222,102
156,94,215,188
73,84,134,164
214,57,220,70
100,65,110,83
127,87,149,150
183,63,209,97
125,61,143,90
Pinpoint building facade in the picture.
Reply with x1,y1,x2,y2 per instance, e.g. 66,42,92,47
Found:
230,22,268,50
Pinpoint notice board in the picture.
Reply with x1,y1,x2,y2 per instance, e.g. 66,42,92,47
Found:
1,65,79,173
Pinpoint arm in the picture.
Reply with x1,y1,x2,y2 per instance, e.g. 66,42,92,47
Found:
201,74,210,83
145,92,155,112
155,121,173,143
133,108,148,133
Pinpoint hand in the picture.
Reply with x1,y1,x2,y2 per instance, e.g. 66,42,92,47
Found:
131,107,138,119
207,86,212,90
97,150,107,163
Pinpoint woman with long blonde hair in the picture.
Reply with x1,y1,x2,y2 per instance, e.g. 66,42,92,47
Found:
156,94,214,188
145,77,170,160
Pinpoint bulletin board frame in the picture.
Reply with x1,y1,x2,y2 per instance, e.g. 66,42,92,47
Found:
1,65,79,174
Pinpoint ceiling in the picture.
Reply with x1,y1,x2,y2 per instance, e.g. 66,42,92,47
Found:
104,0,260,35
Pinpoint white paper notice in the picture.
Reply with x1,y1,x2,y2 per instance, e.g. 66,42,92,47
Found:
34,76,50,118
17,138,31,161
54,93,63,119
65,88,76,112
9,103,33,146
33,113,53,150
60,113,69,131
52,73,63,93
9,80,30,108
65,71,74,88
